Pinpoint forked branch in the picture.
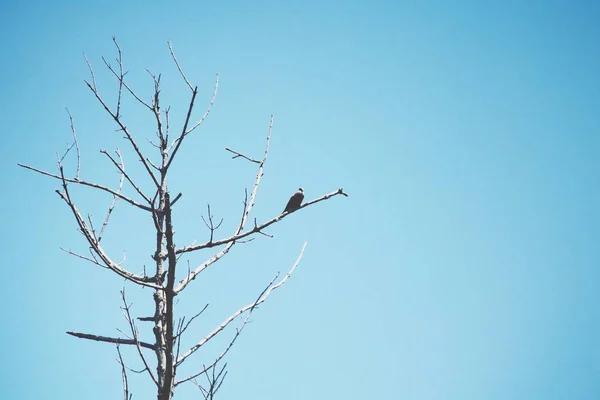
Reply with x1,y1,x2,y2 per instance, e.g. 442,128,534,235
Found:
225,147,260,164
174,116,273,293
165,73,219,169
116,345,133,400
101,148,152,204
18,163,153,212
176,242,307,367
84,48,160,189
193,362,228,400
55,166,162,289
121,289,160,387
176,188,347,257
175,285,262,386
98,149,125,242
65,108,81,179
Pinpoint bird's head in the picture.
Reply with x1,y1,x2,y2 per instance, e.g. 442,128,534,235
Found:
298,188,304,192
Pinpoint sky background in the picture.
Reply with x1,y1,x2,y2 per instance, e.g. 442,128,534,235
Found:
2,1,600,399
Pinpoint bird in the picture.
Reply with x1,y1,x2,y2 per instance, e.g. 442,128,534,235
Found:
283,188,304,213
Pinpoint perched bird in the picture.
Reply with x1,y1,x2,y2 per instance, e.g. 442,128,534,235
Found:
283,188,304,213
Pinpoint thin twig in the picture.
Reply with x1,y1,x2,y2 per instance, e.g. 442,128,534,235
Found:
83,53,97,90
112,37,125,119
65,108,81,179
164,107,171,145
121,289,160,387
164,87,197,170
201,203,224,243
116,345,131,400
183,74,219,136
101,148,152,204
98,149,125,242
167,41,193,91
104,59,153,110
225,147,260,164
176,303,209,340
175,300,254,386
146,70,166,148
57,143,75,166
61,248,131,274
102,39,153,111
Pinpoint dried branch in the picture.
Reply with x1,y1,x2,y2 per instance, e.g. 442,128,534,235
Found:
62,247,102,265
165,74,219,167
175,304,209,340
164,87,197,170
18,163,153,212
201,204,223,243
98,149,125,242
105,63,153,111
176,187,347,258
164,107,171,145
61,247,131,275
193,362,227,400
145,70,166,147
175,288,259,386
84,51,160,188
56,142,75,167
183,74,219,136
65,108,81,179
209,365,228,399
175,318,184,366
147,157,161,172
86,214,98,242
55,166,162,289
116,345,132,400
121,289,160,387
174,116,273,294
170,192,182,206
101,148,152,204
167,41,193,91
112,37,125,119
176,242,307,367
224,147,260,164
83,53,97,90
66,331,156,350
148,138,161,149
85,82,159,188
102,38,153,112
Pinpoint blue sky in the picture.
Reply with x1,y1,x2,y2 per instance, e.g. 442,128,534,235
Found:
2,1,600,399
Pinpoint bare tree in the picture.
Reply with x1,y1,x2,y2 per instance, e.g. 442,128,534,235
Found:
18,38,347,400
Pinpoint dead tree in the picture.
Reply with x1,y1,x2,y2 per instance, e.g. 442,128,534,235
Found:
18,38,347,400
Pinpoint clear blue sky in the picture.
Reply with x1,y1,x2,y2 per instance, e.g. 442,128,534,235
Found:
2,1,600,399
